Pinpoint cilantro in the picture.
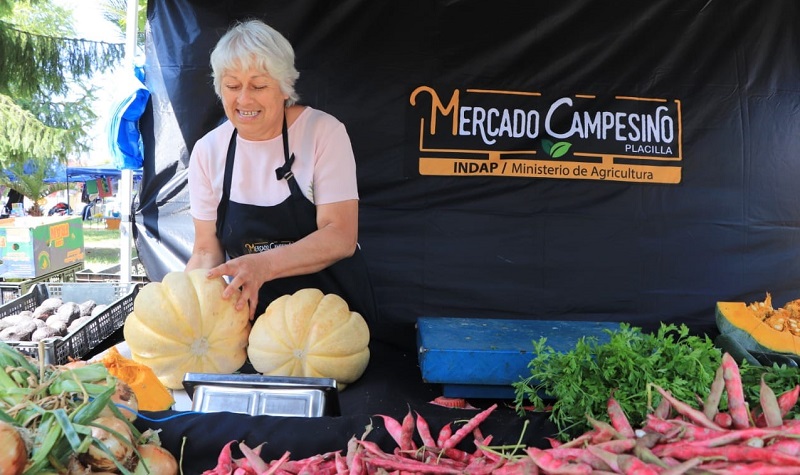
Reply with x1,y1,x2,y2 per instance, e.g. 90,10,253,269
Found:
514,322,800,440
513,323,722,439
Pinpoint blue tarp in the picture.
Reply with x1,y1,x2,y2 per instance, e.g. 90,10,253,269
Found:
108,65,150,170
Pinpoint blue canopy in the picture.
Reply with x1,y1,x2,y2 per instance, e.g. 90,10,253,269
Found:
66,165,143,181
5,162,143,184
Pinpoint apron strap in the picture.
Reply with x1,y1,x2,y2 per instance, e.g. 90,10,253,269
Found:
215,128,238,239
275,114,294,183
216,112,314,241
275,114,295,180
274,114,306,200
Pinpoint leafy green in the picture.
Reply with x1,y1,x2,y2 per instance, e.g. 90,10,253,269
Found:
513,323,725,440
740,363,800,417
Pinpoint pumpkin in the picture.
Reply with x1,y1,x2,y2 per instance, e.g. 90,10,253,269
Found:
102,346,175,411
713,333,761,367
716,293,800,356
123,269,251,389
247,288,370,388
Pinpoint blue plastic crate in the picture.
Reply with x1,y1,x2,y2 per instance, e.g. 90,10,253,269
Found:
416,317,620,398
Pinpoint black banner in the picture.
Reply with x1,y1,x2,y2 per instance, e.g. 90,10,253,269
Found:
137,0,800,349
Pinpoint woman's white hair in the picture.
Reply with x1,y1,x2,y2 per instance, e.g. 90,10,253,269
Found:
210,19,300,106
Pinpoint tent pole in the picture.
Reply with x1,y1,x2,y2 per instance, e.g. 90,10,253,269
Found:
119,0,138,284
119,169,133,283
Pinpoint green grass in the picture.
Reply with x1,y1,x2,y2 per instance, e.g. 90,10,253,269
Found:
84,248,123,270
82,223,138,272
83,227,120,244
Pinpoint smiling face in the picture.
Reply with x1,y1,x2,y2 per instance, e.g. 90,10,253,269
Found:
220,66,289,141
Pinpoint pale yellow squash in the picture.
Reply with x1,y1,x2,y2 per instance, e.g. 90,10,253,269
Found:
248,288,370,388
123,269,251,389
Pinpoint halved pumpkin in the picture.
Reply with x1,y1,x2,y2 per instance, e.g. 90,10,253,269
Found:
716,293,800,356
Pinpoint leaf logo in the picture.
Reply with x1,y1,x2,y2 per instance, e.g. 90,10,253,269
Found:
38,252,50,270
542,139,573,158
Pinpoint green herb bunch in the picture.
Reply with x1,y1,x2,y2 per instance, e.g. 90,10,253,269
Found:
513,322,722,440
740,363,800,417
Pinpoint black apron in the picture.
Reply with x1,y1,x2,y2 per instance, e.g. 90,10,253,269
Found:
215,117,379,327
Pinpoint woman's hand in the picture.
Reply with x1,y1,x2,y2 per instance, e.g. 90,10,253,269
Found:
205,200,360,320
207,253,271,320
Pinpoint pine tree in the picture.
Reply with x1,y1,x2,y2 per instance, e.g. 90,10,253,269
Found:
0,0,124,214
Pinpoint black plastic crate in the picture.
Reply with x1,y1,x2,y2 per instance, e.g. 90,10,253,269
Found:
0,282,139,364
0,262,85,305
75,258,149,284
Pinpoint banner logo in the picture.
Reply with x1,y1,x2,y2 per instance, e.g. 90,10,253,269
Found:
409,87,682,184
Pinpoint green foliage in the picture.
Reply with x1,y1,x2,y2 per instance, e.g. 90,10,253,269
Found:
0,158,69,214
6,0,74,36
20,83,100,154
0,19,121,98
0,0,124,205
513,322,800,441
513,323,721,439
0,95,70,161
0,83,97,206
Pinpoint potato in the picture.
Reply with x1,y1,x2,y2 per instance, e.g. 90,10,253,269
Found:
0,318,37,341
33,297,63,320
0,319,14,332
91,304,108,317
32,325,61,341
45,315,70,335
67,316,91,334
54,302,82,323
79,300,97,317
2,314,30,326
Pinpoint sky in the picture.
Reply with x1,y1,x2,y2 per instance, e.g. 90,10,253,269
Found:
54,0,131,166
57,0,124,43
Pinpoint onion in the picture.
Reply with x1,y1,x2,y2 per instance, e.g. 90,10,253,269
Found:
65,456,91,475
66,454,122,475
61,359,88,369
0,420,26,475
79,416,135,472
133,444,179,475
99,379,140,422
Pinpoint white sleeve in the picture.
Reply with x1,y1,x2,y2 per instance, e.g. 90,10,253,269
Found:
188,137,221,221
311,120,359,205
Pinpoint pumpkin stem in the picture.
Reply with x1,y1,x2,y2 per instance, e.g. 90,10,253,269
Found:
190,338,210,355
293,349,307,361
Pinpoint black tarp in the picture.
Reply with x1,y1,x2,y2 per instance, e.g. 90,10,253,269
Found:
135,341,557,473
137,0,800,347
133,0,800,470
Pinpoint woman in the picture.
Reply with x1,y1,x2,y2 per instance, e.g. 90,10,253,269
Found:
186,19,378,325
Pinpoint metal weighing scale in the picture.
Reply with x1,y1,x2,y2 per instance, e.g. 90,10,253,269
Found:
182,373,341,417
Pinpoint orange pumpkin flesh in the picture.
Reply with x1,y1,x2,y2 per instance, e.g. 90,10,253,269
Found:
102,346,174,411
716,293,800,356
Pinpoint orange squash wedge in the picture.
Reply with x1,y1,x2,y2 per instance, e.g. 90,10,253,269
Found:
716,293,800,356
102,346,175,411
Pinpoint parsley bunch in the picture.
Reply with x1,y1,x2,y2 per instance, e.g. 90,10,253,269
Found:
513,322,722,439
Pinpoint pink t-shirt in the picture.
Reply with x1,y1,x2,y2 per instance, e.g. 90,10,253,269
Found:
189,107,359,221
